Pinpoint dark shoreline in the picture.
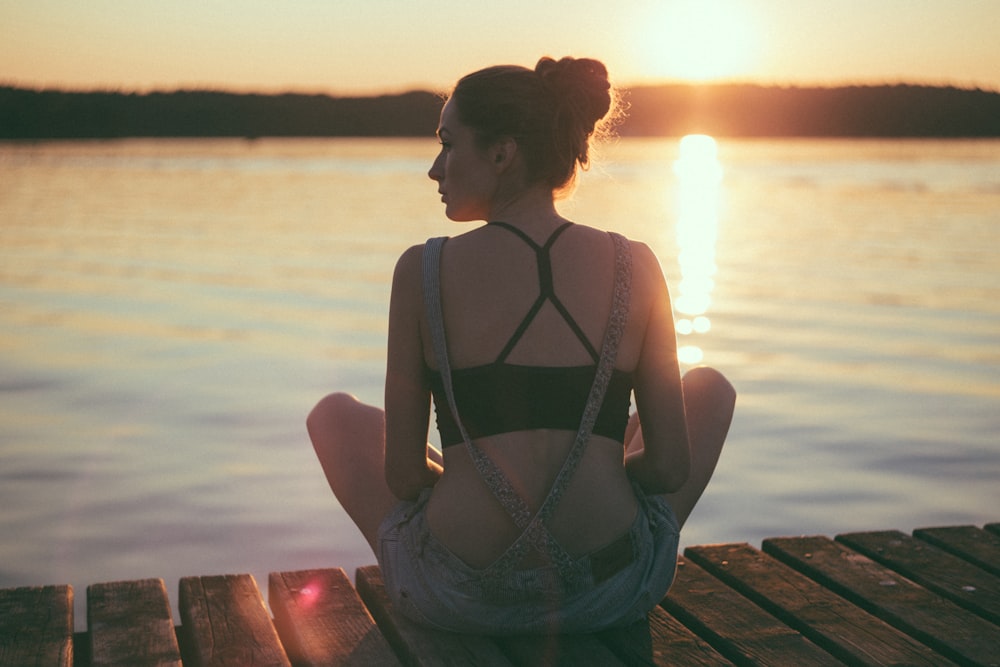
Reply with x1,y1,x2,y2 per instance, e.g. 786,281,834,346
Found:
3,83,1000,139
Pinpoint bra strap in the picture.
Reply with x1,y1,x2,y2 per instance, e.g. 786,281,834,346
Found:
490,222,599,364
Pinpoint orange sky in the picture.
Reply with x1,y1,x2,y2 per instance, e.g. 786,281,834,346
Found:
2,0,999,95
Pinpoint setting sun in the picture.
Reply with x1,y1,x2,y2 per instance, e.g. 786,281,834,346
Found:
634,1,759,82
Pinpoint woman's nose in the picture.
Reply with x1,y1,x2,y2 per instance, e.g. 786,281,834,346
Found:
428,153,443,181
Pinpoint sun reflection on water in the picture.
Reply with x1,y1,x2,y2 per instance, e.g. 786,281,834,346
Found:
673,134,722,365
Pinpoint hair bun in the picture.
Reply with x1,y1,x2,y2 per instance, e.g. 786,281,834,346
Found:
535,56,612,130
450,56,617,190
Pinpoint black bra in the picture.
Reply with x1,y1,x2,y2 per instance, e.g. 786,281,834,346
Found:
427,363,632,447
426,221,632,447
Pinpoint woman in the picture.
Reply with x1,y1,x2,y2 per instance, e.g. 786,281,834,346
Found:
308,56,735,634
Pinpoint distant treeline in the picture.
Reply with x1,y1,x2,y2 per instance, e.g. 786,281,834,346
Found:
623,85,1000,137
2,83,999,139
0,88,444,139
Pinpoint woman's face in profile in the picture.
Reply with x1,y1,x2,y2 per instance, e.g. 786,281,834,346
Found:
428,99,498,222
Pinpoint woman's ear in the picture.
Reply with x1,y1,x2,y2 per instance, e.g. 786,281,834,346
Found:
491,137,518,172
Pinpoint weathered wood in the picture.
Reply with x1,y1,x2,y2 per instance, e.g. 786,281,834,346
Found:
178,573,290,667
496,631,629,666
602,606,734,666
0,584,73,667
354,565,514,667
913,524,1000,577
594,618,657,666
837,529,1000,624
764,534,1000,666
87,578,181,667
661,556,841,665
685,542,954,666
5,522,999,666
268,568,400,667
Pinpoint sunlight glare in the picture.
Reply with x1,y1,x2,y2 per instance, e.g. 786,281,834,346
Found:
673,134,723,366
635,0,758,81
677,345,705,365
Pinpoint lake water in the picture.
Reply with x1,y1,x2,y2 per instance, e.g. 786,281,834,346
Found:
2,137,998,629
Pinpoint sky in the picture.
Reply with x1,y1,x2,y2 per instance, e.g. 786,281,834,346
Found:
2,0,999,95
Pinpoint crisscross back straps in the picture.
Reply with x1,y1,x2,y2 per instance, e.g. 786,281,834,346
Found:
490,221,599,364
422,231,633,580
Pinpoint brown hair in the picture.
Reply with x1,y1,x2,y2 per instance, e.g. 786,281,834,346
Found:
450,56,618,191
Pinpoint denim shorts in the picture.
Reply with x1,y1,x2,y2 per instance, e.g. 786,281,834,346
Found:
376,482,680,635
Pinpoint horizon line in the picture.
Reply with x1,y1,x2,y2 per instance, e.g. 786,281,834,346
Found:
3,78,999,97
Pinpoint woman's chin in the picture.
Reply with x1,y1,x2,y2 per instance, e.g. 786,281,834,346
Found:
443,208,483,223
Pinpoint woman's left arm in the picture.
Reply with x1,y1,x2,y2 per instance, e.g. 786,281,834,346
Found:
384,244,442,500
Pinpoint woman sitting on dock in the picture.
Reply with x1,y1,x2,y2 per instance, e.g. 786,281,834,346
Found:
308,56,736,634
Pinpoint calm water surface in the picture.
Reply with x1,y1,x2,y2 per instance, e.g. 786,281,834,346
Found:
1,137,998,627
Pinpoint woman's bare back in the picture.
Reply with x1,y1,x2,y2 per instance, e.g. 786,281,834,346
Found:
421,221,651,567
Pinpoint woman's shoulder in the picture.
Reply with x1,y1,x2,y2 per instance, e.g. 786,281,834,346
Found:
395,242,425,267
580,227,659,275
623,237,660,271
391,243,426,291
608,235,667,312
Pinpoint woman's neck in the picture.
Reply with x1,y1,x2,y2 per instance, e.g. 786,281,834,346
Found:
487,185,567,238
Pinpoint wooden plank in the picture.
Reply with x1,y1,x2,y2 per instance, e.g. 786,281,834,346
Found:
764,534,1000,666
0,584,73,667
598,606,735,666
661,555,841,666
268,568,400,667
837,529,1000,624
493,632,627,666
913,524,1000,577
685,543,954,666
594,619,657,666
178,573,290,667
354,565,513,667
353,564,728,667
87,578,181,667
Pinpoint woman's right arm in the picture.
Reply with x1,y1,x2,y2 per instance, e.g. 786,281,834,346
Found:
626,243,691,494
384,245,442,500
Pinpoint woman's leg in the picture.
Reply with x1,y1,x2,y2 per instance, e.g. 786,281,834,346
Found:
627,366,736,528
307,392,399,553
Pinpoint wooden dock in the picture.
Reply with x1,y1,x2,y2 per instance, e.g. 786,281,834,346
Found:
2,523,998,666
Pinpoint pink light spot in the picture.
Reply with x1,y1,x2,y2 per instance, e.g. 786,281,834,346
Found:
296,582,322,610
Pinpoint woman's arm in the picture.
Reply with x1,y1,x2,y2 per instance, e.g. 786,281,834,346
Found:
625,242,691,494
384,244,442,500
